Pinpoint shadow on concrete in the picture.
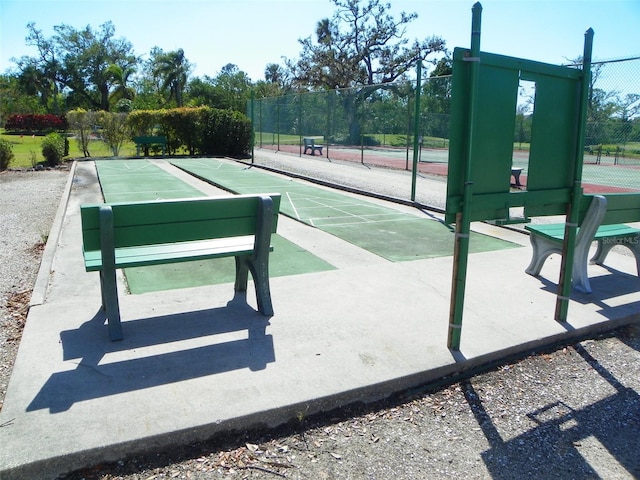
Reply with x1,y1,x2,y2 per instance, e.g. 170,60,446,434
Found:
27,295,275,413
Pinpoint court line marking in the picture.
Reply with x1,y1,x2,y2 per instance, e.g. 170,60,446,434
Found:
286,191,302,221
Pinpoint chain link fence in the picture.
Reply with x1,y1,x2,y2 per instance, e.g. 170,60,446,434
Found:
250,56,640,199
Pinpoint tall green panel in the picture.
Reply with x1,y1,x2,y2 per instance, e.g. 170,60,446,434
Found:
471,64,519,196
526,74,580,192
445,48,471,224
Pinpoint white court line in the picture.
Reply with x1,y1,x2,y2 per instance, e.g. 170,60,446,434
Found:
287,192,414,226
286,191,302,220
314,216,424,228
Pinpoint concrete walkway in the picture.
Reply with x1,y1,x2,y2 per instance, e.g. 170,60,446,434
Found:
1,159,638,479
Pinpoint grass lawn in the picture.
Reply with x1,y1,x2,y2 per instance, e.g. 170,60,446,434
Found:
0,130,137,168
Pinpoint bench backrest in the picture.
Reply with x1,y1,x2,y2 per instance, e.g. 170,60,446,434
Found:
81,194,281,252
303,137,321,146
133,135,167,144
580,193,640,225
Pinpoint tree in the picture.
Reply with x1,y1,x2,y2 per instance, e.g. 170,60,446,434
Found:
291,0,446,89
106,64,136,110
0,73,45,120
289,0,446,142
151,47,191,107
212,63,252,112
15,22,137,112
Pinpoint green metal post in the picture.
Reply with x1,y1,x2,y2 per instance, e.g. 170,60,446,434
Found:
250,90,255,164
555,28,594,322
326,90,331,158
448,1,482,350
411,60,422,201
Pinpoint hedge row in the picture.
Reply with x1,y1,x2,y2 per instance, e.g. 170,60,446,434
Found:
128,107,251,157
4,114,67,133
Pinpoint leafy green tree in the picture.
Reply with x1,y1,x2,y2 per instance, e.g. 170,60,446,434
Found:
151,47,191,107
291,0,445,89
106,64,136,109
0,74,45,120
15,21,137,112
212,64,253,112
185,76,224,108
289,0,446,142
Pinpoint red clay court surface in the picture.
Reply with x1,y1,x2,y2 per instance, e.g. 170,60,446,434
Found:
257,144,639,194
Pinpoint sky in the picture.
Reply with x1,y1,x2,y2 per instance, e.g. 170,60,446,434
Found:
1,0,639,83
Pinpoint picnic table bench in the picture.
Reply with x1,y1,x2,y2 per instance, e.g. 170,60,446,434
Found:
525,193,640,293
133,135,167,157
81,193,281,340
303,137,323,155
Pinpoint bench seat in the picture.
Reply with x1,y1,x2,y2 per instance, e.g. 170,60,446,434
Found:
83,236,261,271
525,194,640,293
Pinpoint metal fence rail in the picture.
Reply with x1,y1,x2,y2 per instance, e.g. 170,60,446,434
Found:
250,56,640,199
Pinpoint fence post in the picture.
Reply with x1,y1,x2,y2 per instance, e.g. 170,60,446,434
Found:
411,60,422,201
250,90,255,164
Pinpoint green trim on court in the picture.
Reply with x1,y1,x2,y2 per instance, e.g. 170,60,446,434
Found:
172,158,521,261
93,159,335,294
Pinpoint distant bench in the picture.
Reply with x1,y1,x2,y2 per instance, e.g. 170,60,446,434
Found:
133,135,167,157
525,193,640,293
511,167,523,187
303,137,323,155
81,194,281,340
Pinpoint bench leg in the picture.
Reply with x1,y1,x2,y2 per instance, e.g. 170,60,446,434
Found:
232,196,275,316
525,235,561,277
512,172,521,186
234,255,273,316
592,235,640,276
526,234,595,293
99,268,123,341
571,238,593,294
98,205,123,341
234,255,249,293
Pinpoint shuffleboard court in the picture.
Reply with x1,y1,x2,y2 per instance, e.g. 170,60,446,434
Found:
172,158,521,261
95,159,204,202
93,159,335,294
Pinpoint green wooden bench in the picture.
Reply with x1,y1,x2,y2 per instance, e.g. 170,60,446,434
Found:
81,193,281,341
303,137,323,155
525,193,640,293
133,135,167,157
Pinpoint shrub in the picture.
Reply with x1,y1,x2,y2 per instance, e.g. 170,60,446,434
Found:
41,133,66,166
4,114,67,133
198,108,252,157
97,111,130,156
0,139,15,170
67,109,100,157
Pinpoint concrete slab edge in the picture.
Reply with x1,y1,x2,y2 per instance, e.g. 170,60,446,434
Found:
2,311,638,480
30,160,78,308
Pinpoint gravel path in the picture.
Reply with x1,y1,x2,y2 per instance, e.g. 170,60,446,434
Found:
1,159,639,479
0,167,69,412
